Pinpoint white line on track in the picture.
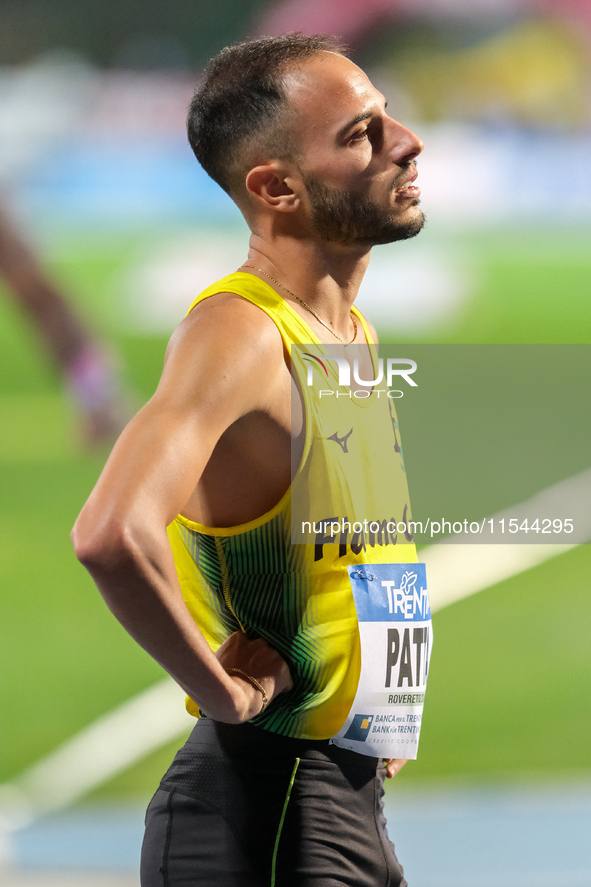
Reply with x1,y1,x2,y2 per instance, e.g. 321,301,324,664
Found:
1,467,589,849
422,465,591,610
0,681,193,836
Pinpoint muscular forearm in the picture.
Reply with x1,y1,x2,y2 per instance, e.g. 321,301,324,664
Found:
72,523,276,723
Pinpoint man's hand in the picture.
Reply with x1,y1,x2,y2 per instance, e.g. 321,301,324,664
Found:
214,631,293,720
384,759,408,779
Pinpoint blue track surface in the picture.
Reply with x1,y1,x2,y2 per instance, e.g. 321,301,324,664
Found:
11,781,591,884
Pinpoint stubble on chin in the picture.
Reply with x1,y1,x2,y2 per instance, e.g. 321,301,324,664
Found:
303,174,425,247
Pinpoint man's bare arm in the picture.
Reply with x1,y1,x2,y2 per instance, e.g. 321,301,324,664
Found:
72,294,293,722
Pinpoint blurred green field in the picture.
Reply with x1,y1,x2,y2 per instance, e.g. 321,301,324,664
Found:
1,224,590,803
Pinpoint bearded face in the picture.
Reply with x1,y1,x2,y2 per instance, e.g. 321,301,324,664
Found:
303,171,426,248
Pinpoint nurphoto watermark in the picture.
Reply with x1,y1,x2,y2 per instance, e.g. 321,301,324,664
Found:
290,344,591,545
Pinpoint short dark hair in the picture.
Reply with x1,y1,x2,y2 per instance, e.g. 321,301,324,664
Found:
187,33,346,199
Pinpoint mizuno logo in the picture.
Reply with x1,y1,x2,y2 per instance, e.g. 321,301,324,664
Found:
328,428,353,453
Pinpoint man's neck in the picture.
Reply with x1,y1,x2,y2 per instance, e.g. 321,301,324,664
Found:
243,231,371,330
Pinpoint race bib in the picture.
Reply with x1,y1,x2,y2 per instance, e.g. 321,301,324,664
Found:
330,563,432,759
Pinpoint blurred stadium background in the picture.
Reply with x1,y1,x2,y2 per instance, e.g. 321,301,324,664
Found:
0,0,590,884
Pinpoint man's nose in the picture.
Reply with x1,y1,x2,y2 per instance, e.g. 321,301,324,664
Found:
386,118,424,166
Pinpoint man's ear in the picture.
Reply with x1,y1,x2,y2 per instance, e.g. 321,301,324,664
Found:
245,164,301,212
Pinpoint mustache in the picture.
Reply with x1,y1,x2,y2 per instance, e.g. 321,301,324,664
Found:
390,161,417,191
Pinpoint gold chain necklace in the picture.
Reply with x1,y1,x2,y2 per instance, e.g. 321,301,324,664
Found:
240,264,358,345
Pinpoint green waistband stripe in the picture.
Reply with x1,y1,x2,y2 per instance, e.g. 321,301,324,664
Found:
270,757,300,886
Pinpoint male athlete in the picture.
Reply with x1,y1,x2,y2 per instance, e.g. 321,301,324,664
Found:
73,34,426,886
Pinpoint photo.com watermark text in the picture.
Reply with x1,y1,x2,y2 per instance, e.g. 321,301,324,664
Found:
302,517,575,538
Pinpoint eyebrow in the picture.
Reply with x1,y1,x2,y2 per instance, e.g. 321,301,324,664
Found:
336,101,387,141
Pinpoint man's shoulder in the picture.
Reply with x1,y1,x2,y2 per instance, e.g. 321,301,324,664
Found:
170,290,283,353
160,290,288,407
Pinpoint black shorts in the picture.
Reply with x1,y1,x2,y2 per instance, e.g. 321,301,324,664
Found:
140,718,407,887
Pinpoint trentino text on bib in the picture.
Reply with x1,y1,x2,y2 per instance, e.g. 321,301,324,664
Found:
330,563,432,759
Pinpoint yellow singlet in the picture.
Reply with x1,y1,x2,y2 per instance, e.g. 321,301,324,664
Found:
166,272,417,739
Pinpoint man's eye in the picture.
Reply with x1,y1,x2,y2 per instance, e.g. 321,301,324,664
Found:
350,130,368,142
